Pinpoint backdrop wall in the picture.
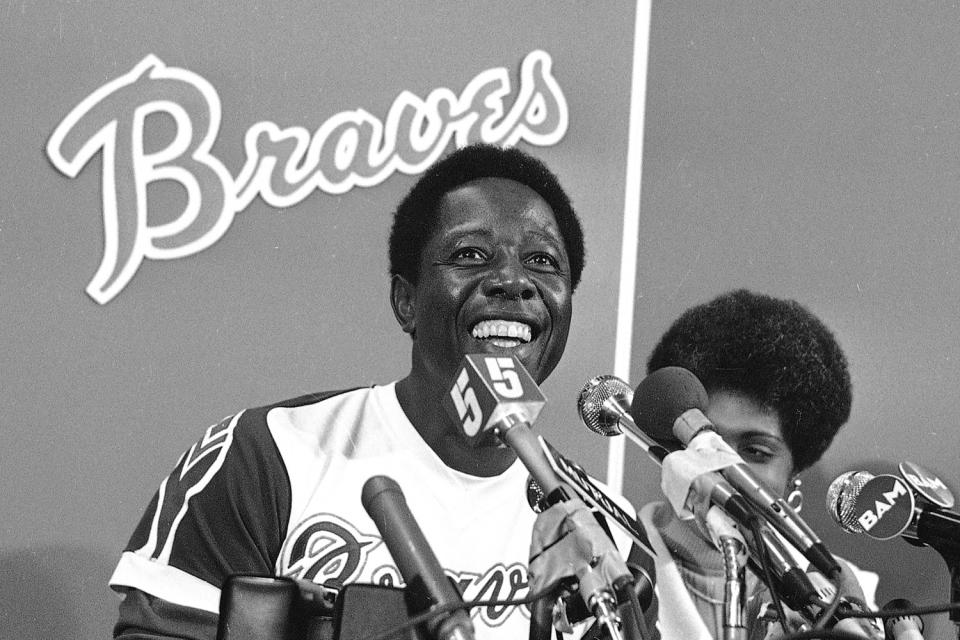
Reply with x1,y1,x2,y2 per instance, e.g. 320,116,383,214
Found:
2,3,640,638
628,4,960,638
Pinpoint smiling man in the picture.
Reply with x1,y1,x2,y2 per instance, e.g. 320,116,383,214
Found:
109,144,590,640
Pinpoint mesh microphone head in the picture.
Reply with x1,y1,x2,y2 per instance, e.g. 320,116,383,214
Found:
825,470,876,533
577,375,632,436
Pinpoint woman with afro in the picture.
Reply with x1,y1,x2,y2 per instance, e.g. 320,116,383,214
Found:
637,289,881,640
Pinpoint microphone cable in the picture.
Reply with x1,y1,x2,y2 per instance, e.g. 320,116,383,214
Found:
748,514,792,636
771,600,960,640
835,599,960,620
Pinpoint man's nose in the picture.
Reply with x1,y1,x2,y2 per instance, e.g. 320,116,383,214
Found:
483,255,536,300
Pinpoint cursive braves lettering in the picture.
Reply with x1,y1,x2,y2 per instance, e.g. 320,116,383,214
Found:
47,50,568,304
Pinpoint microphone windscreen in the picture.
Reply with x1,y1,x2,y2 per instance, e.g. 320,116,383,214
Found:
630,367,708,443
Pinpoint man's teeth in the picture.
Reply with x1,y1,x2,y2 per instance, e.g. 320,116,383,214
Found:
471,320,532,345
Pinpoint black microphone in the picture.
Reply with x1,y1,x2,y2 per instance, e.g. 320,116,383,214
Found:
443,354,632,638
443,354,566,501
578,374,820,612
361,476,475,640
827,469,960,630
881,598,924,640
826,469,960,556
630,366,842,578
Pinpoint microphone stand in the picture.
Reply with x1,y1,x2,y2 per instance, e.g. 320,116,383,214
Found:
936,545,960,637
706,508,748,640
528,592,556,640
719,535,747,640
902,507,960,637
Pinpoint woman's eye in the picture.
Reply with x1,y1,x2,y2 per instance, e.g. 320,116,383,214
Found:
741,446,774,462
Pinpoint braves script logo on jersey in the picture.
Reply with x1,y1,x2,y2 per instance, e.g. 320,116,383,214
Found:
46,50,568,305
135,414,238,562
281,512,530,627
372,562,530,628
279,513,382,588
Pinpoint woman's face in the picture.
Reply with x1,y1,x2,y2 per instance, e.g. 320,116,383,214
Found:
705,389,796,496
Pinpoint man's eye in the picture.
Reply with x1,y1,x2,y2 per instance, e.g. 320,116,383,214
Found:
526,253,560,269
451,247,487,262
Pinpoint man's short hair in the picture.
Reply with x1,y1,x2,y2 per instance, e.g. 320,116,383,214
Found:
647,289,853,472
388,144,585,290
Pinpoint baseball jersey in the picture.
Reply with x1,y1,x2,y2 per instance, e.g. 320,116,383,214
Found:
110,383,555,639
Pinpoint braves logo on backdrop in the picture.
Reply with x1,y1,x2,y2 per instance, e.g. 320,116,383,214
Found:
134,414,238,562
46,50,568,305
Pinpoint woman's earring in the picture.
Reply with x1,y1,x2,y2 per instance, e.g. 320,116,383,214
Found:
786,477,804,513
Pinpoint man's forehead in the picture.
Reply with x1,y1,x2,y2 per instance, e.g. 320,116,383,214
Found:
441,175,545,202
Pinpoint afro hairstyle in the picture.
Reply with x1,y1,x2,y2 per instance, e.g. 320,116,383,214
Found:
646,289,852,472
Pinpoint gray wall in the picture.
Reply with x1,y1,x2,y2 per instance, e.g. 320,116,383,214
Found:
1,3,636,637
627,4,960,638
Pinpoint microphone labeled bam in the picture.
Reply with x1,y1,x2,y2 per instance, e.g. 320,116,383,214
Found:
899,461,955,509
826,466,960,554
827,465,960,629
361,476,475,640
826,471,917,540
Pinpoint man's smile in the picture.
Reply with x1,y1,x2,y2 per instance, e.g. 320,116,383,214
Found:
471,319,534,348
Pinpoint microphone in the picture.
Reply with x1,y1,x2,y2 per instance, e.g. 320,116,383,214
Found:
443,355,640,639
361,476,475,640
705,507,748,640
826,469,960,555
442,354,565,500
827,469,960,630
881,599,924,640
630,366,842,578
578,375,820,613
578,375,753,524
525,475,657,620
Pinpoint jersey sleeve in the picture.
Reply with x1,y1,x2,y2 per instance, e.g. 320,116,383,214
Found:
110,406,292,638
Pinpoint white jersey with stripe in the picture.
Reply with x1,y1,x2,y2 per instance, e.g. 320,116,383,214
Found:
111,383,547,639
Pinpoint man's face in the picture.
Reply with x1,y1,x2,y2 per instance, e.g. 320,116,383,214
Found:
403,176,573,389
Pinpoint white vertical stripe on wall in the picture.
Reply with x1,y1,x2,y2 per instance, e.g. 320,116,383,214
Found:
607,0,652,494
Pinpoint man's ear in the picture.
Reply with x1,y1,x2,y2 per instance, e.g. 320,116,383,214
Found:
390,274,417,336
